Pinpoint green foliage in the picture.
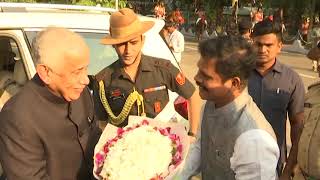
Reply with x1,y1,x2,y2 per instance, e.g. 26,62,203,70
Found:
3,0,37,2
76,0,96,6
89,0,127,8
3,0,127,9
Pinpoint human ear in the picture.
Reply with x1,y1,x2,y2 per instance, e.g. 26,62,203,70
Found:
278,40,283,48
36,64,51,85
230,77,241,90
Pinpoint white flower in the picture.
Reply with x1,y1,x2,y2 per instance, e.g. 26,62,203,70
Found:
102,126,173,180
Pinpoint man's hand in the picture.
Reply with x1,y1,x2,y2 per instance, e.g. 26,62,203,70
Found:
283,112,304,180
279,172,291,180
188,135,197,144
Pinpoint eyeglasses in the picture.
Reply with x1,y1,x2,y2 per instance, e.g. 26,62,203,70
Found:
46,65,88,81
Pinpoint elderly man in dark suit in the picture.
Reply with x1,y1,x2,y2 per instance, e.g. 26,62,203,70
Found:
0,27,101,180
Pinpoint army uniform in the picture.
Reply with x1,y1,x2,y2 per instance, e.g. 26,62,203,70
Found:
295,82,320,179
93,55,195,127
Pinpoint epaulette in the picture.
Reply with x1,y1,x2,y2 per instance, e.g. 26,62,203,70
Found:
142,55,173,70
95,67,113,82
95,61,119,82
153,58,173,69
308,81,320,90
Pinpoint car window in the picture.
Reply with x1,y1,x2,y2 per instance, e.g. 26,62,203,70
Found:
0,36,28,110
81,32,118,75
25,31,118,75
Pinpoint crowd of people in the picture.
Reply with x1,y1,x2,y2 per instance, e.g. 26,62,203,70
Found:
0,5,320,180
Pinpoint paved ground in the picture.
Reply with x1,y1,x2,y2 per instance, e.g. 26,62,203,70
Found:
181,40,318,89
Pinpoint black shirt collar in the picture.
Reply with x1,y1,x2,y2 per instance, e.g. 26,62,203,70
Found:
31,74,68,105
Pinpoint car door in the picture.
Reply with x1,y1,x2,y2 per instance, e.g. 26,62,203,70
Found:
0,30,33,111
0,29,35,180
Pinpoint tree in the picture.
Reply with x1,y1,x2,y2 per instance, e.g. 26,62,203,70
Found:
4,0,127,9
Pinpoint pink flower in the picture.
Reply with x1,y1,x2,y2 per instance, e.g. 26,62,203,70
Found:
142,119,149,125
112,137,119,143
103,144,109,153
117,128,125,136
177,144,183,153
173,153,182,165
169,134,177,141
159,128,170,136
95,153,105,165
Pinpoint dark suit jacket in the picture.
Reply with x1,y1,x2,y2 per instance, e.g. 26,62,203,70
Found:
0,74,101,180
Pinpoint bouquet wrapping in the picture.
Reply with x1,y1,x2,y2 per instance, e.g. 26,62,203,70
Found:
93,116,190,180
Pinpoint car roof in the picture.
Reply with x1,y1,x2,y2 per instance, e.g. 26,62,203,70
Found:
0,12,111,30
0,3,164,32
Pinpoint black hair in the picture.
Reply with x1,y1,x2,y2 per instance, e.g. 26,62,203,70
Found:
198,36,256,88
252,19,282,41
164,20,178,28
238,20,252,35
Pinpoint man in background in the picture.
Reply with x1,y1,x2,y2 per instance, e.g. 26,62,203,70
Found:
165,20,185,63
238,19,253,43
249,19,305,179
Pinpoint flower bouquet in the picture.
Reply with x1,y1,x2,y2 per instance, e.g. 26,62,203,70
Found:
93,116,189,180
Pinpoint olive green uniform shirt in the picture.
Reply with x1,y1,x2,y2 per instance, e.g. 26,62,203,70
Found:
93,55,195,127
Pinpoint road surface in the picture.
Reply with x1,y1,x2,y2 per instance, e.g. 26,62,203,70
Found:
181,41,318,90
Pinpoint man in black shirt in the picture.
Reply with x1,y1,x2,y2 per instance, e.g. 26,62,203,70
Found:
0,27,101,180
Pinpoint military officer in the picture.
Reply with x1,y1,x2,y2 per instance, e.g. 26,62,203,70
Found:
93,8,201,138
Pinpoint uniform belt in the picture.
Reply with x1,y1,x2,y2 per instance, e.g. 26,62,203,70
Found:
301,169,320,180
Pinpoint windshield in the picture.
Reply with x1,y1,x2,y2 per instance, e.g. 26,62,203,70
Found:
25,31,118,75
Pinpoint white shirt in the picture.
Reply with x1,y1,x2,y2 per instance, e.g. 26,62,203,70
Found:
180,98,279,179
196,18,208,26
168,29,184,63
180,126,279,180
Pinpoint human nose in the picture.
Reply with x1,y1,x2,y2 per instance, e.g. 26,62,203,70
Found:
124,42,131,54
258,45,267,53
81,75,90,85
194,71,201,84
79,68,89,85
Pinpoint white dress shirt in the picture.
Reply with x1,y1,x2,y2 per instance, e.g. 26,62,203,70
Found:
180,92,279,180
180,126,279,180
168,29,184,63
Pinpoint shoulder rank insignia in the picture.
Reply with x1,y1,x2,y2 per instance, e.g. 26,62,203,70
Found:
176,72,186,86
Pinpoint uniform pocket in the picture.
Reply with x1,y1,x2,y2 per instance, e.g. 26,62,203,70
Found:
143,88,169,115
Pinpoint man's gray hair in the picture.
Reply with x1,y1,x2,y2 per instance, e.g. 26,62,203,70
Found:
32,29,46,65
32,27,87,67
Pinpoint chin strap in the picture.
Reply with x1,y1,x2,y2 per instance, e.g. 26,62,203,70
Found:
99,81,146,125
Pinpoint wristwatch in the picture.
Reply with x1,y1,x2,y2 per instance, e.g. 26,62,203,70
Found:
187,131,196,137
